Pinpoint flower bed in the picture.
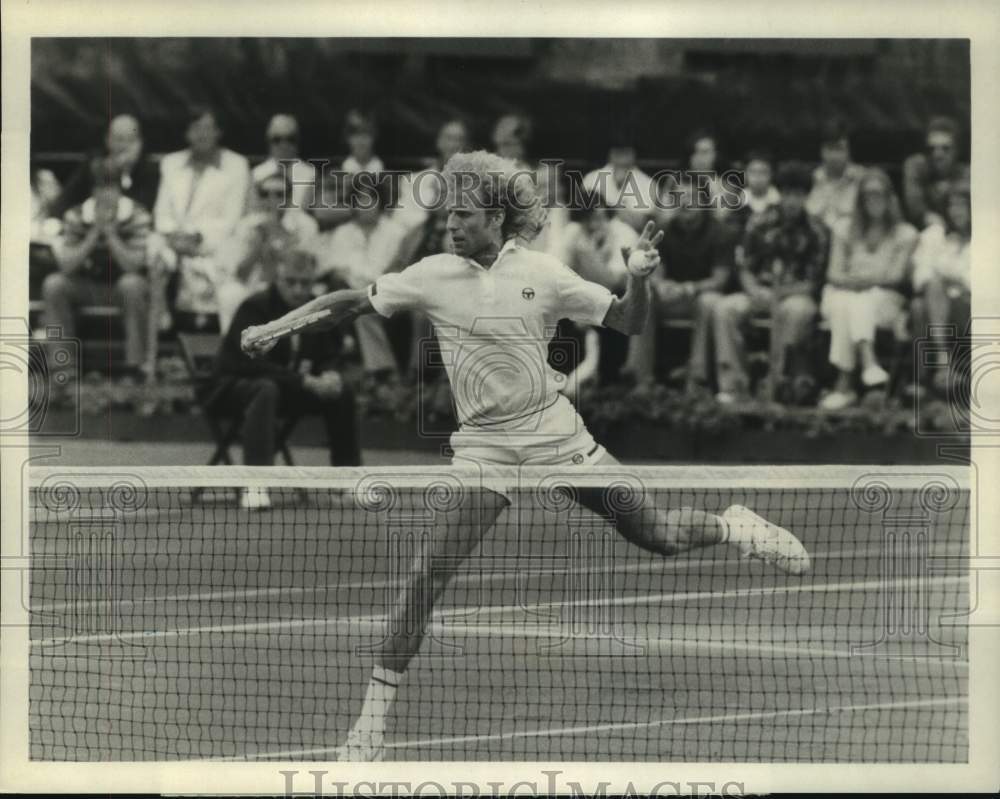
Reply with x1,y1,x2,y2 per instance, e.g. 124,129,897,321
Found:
51,360,966,445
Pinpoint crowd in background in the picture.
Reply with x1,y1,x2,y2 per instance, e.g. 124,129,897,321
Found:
28,106,971,472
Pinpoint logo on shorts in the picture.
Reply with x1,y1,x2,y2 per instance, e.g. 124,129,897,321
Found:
572,453,585,464
522,287,535,300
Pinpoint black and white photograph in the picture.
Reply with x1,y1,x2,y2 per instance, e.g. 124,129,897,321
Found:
1,1,998,794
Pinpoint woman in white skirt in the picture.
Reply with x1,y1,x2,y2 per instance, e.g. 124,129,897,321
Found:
819,168,918,410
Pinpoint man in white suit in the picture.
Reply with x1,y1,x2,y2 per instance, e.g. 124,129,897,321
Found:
151,106,250,328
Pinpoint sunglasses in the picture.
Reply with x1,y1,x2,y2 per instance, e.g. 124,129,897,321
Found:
268,135,298,144
258,188,286,198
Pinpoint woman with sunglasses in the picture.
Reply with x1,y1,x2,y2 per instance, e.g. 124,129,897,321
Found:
250,114,318,213
819,168,918,410
215,170,319,333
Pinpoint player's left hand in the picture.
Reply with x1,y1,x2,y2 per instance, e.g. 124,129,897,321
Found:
624,220,664,277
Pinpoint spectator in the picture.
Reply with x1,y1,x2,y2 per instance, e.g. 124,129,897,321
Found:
251,114,318,212
215,251,361,508
819,168,919,410
902,116,970,230
729,149,781,234
31,167,62,244
623,176,733,389
151,106,250,327
313,166,355,234
43,159,151,379
313,178,408,376
806,117,864,230
492,114,533,170
684,128,733,221
52,114,160,219
909,182,971,393
559,193,639,389
714,161,829,405
216,170,319,333
341,109,384,176
582,135,655,232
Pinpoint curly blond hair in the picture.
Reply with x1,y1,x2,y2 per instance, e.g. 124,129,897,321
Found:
442,150,548,243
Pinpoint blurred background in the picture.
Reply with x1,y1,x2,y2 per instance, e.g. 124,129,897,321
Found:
27,37,972,469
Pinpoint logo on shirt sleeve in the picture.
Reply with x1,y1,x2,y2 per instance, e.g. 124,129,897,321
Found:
521,287,535,300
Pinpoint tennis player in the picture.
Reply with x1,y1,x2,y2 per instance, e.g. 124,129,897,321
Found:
242,150,811,761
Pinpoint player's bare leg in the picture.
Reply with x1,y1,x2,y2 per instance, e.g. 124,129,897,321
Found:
573,452,811,574
335,488,510,761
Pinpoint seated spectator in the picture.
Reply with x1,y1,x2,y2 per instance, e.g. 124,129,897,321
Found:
902,116,970,230
44,159,151,379
714,162,828,405
492,114,533,171
313,166,355,233
30,167,64,298
313,178,408,377
216,171,319,332
819,168,919,410
340,109,384,176
582,135,655,232
624,176,733,388
214,251,361,508
909,182,971,393
806,117,864,231
31,167,62,244
52,115,161,220
729,149,781,234
251,114,318,212
684,128,734,221
151,106,250,328
559,194,639,390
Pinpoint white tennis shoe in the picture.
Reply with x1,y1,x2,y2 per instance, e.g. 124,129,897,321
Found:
239,487,271,511
333,728,385,761
723,504,811,575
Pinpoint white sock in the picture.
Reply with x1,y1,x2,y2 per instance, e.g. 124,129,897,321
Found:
354,665,402,735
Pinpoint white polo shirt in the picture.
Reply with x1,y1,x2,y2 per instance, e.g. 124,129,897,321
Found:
368,239,615,429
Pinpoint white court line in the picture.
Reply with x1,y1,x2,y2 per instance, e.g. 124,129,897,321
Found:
234,695,968,761
32,573,969,647
29,538,970,615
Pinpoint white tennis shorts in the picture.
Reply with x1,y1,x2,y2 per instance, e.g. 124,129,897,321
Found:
449,393,607,468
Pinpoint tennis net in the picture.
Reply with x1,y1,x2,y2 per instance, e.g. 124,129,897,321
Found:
27,464,970,762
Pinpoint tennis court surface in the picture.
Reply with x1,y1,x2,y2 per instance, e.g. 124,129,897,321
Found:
26,465,970,762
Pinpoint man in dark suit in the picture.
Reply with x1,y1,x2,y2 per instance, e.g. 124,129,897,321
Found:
216,250,361,508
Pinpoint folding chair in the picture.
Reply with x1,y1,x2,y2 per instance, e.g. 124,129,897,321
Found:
178,333,302,501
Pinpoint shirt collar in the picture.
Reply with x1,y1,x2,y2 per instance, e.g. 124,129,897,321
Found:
466,238,519,270
497,238,520,260
186,148,223,171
